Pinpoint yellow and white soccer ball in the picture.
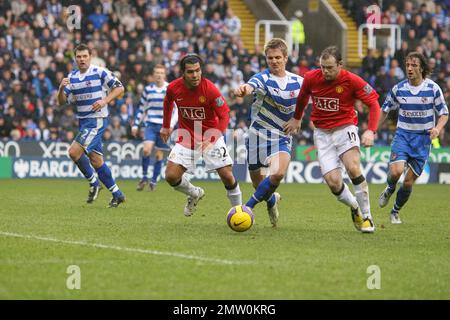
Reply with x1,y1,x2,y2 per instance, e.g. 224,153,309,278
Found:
226,205,254,232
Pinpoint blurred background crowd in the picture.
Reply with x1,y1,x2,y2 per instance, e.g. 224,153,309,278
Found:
0,0,450,148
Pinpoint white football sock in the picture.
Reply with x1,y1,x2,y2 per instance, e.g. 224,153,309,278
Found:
227,183,242,206
173,175,198,197
336,183,359,210
353,180,372,219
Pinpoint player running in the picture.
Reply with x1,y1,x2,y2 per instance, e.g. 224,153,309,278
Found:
132,64,178,192
284,46,381,233
57,43,126,208
160,54,242,216
233,38,303,227
378,52,448,223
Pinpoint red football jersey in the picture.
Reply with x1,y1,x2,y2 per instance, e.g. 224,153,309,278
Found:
294,69,380,131
163,77,229,149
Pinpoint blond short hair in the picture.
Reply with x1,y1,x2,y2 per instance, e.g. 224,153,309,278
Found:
264,38,288,57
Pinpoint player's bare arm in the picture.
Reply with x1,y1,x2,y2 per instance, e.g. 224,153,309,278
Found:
233,84,254,97
92,86,124,111
377,111,389,127
57,78,69,106
430,114,449,139
160,127,173,143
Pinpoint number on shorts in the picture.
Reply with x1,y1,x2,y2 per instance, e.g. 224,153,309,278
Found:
220,147,228,158
347,131,357,142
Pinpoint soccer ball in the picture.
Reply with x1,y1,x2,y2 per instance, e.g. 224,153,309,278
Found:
226,205,254,232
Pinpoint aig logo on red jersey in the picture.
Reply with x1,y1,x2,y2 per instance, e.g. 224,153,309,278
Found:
314,97,339,112
179,106,206,120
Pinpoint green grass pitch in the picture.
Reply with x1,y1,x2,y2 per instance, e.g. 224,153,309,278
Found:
0,179,449,299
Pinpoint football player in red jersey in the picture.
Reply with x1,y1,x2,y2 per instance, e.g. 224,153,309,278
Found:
284,46,381,233
160,54,242,216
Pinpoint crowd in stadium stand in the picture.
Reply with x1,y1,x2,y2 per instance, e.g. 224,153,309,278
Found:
0,0,450,149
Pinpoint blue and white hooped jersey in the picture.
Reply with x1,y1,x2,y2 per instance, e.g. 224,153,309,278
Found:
382,79,449,134
64,64,122,119
248,69,303,141
134,82,178,127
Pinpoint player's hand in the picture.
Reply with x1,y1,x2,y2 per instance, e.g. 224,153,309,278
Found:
361,130,375,147
429,127,440,139
160,127,172,143
233,84,251,97
92,99,107,111
131,126,139,137
283,118,301,135
59,78,69,90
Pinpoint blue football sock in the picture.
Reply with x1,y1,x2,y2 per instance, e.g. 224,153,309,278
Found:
74,153,99,187
267,193,276,208
96,163,123,198
245,177,278,209
142,156,150,179
392,186,412,213
151,159,163,184
387,174,397,193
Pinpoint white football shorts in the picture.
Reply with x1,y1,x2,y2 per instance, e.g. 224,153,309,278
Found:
313,124,360,175
168,136,233,173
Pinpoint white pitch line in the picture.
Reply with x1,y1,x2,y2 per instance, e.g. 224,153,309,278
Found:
0,231,252,266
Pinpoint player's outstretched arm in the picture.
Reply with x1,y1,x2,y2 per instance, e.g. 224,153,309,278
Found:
378,111,389,127
233,84,254,97
430,114,449,139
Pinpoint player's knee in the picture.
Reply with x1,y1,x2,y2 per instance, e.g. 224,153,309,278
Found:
390,167,403,179
346,164,361,178
326,179,342,193
68,146,80,161
143,148,151,157
155,151,164,160
403,178,414,189
165,170,178,185
270,172,285,183
89,154,103,168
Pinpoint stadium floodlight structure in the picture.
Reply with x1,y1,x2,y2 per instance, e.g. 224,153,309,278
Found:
358,23,402,58
255,20,293,55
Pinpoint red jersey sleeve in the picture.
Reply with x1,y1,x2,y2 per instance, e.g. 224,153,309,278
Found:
162,84,174,129
208,84,230,133
351,73,381,132
294,74,311,120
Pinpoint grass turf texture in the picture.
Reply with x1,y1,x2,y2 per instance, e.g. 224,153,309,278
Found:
0,179,449,299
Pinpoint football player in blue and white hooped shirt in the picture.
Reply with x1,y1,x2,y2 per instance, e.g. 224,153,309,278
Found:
233,38,303,227
57,43,126,208
131,64,178,192
378,52,448,224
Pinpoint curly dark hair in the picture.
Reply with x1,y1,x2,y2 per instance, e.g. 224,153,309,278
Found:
405,52,431,79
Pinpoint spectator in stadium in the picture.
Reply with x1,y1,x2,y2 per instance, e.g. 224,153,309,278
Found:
109,116,127,142
57,43,126,208
378,52,449,224
223,8,241,37
292,10,305,55
160,54,242,217
233,38,303,227
284,46,381,233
